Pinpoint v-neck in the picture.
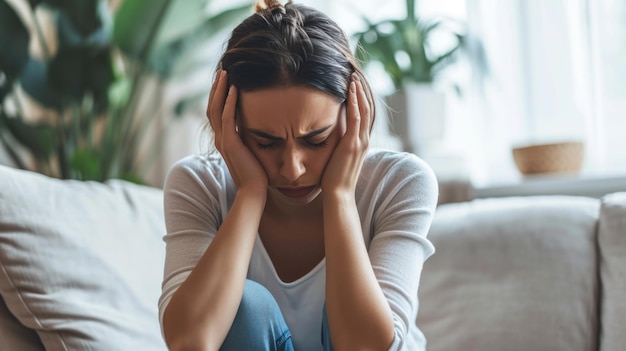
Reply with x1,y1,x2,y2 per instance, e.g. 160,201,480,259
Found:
254,234,326,287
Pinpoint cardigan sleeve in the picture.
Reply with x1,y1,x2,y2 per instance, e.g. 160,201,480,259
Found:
157,155,231,337
362,152,438,350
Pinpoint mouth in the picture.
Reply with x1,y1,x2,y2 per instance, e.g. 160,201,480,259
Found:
276,185,317,198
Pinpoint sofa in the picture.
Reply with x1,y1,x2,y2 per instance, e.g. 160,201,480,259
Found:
0,164,624,350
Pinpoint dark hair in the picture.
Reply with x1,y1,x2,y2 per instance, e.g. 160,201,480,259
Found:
218,0,375,124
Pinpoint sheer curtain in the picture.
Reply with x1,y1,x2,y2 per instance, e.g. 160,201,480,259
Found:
587,0,626,175
463,0,626,185
460,0,590,185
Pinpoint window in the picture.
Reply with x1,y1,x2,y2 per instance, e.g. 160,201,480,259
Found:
322,0,626,187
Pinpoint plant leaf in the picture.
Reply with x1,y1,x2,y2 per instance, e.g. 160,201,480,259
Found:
46,46,114,111
0,131,28,169
19,58,63,109
0,111,30,169
108,76,132,109
42,0,102,37
151,0,211,47
398,19,431,82
0,1,30,80
54,1,112,48
118,172,145,185
112,0,171,61
148,2,253,78
0,81,11,102
70,148,101,180
0,113,56,162
351,6,482,89
48,47,87,102
27,0,45,8
88,48,115,112
355,21,405,88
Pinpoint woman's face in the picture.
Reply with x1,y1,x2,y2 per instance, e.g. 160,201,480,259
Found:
238,85,345,207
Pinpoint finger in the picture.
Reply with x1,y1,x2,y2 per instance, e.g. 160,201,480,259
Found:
354,76,371,140
345,79,360,139
206,72,218,129
207,70,221,117
221,85,239,144
209,70,228,131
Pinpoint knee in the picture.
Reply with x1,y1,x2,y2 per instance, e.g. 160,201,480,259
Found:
221,280,292,351
237,280,280,318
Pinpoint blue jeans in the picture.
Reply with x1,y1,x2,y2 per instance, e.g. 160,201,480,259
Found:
220,280,334,351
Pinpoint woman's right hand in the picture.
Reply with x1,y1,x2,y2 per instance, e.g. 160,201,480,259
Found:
207,70,268,195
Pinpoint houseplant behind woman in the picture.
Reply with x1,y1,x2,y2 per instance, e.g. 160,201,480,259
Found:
158,1,439,350
353,0,485,156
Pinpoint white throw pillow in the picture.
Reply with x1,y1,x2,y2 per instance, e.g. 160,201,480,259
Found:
418,196,600,351
0,166,167,350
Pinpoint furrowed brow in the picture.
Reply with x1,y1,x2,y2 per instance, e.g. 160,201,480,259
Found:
248,129,281,140
247,124,334,140
299,125,334,139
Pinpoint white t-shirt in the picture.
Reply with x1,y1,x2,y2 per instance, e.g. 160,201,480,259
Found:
158,150,438,351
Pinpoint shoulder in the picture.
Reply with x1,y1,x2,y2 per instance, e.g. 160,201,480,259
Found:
164,153,231,197
165,153,226,183
358,150,439,207
362,150,437,186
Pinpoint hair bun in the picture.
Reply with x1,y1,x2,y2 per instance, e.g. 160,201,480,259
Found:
254,0,288,12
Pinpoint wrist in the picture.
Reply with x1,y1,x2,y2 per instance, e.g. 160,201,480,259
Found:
323,189,355,207
235,185,267,206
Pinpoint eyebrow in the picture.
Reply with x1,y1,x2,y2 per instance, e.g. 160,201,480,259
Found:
247,124,334,140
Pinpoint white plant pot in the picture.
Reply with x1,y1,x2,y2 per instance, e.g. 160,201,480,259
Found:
385,83,446,156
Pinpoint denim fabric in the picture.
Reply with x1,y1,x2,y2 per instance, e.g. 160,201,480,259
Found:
220,280,294,351
321,304,334,351
220,280,335,351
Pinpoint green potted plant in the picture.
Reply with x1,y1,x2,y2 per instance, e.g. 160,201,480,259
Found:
352,0,486,155
0,0,252,183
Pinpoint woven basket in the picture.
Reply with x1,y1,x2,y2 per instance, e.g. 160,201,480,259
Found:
512,141,584,175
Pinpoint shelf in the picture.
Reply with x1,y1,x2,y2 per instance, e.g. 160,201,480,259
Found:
472,173,626,199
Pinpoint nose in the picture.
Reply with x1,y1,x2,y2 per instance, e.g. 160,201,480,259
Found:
279,146,306,182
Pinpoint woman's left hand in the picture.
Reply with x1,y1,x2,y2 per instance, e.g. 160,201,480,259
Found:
321,73,371,196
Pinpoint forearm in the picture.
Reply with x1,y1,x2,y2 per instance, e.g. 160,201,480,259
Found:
323,192,395,350
163,188,266,351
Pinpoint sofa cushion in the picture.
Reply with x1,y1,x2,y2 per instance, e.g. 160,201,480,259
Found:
417,196,600,351
598,192,626,351
0,166,167,350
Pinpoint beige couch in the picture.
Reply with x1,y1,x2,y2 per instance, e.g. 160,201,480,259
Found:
0,164,624,350
418,193,626,351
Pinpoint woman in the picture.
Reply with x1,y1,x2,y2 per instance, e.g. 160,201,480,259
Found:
158,1,438,350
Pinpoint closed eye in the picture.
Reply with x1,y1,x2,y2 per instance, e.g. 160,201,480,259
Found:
249,132,281,150
256,138,328,150
247,124,334,150
256,141,279,150
305,138,329,148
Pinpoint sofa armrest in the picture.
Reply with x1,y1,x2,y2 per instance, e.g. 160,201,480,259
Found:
598,192,626,351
